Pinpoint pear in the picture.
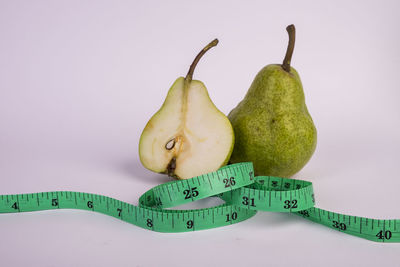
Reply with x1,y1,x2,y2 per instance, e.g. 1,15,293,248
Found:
139,39,234,180
228,25,317,177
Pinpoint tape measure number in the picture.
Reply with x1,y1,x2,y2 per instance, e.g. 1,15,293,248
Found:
0,162,398,242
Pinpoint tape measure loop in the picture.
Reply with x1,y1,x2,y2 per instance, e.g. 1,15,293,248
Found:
1,162,400,241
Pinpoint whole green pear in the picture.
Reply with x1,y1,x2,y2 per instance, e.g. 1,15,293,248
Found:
228,25,317,177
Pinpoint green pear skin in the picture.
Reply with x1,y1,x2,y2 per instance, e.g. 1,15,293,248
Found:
228,25,317,177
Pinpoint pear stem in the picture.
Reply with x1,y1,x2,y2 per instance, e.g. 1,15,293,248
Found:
185,39,219,83
282,24,296,73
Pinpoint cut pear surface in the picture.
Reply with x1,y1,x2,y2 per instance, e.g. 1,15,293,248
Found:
139,39,234,179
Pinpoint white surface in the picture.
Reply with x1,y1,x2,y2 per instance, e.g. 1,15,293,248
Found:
1,0,400,266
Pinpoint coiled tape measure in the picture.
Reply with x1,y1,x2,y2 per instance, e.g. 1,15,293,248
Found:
0,162,398,242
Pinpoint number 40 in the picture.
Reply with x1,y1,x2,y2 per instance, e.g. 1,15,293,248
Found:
376,230,392,240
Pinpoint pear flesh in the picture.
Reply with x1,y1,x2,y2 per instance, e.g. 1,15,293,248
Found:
139,41,234,180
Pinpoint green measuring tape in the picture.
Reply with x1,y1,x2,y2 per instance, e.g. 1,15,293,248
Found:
0,162,398,242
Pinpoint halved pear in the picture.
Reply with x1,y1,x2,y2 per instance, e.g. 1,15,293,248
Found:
139,39,234,180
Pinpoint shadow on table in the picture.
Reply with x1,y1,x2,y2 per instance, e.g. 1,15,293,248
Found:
117,157,172,185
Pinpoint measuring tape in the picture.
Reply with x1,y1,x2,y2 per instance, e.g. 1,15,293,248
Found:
0,162,398,242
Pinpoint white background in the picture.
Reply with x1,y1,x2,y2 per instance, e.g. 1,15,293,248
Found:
1,0,400,266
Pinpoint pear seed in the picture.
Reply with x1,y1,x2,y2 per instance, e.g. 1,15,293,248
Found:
165,139,176,150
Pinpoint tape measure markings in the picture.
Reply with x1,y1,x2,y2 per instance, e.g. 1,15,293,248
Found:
0,162,399,241
296,207,399,242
